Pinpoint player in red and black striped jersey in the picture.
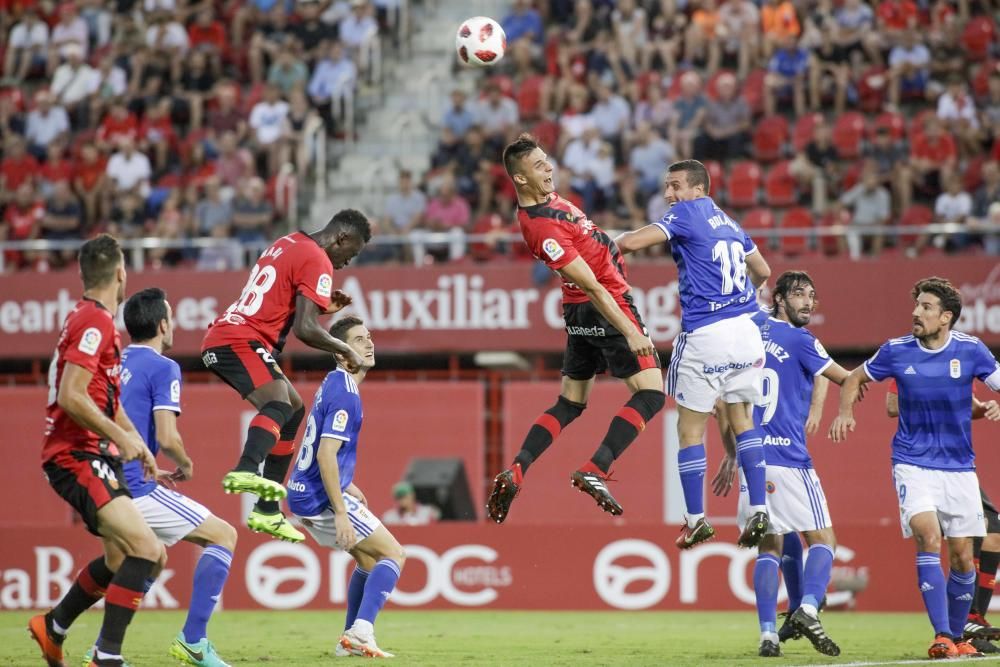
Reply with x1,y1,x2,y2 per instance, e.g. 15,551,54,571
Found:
29,234,164,667
486,133,667,524
200,209,371,542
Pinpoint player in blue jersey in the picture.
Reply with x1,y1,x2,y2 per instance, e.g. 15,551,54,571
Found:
712,272,849,658
831,277,1000,659
616,159,772,550
287,316,404,659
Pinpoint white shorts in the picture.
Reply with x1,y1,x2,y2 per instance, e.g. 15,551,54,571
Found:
666,314,764,413
737,465,832,534
294,493,383,550
892,464,986,538
132,486,211,547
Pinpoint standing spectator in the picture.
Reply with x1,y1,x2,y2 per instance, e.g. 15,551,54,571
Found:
0,136,41,204
4,8,49,81
193,176,233,236
764,34,809,116
418,173,470,262
910,115,956,197
383,169,426,234
442,89,476,139
936,75,980,156
628,121,674,199
381,482,441,526
887,29,930,109
2,183,44,270
473,82,520,146
669,71,708,159
105,136,152,199
73,142,106,226
502,0,544,46
249,84,290,176
230,177,274,244
41,180,83,268
25,90,71,160
838,162,891,256
50,42,96,119
716,0,760,79
48,3,89,74
308,41,357,134
694,72,750,161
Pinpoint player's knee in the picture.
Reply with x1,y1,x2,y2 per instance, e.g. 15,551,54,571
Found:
628,389,666,420
390,545,406,569
129,531,163,563
550,395,587,426
260,400,295,428
153,544,168,577
209,519,238,552
950,549,975,573
914,531,941,553
287,387,304,413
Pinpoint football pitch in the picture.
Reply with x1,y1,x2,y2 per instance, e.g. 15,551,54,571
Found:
6,610,1000,666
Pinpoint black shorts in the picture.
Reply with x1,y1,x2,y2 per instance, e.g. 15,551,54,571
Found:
983,487,1000,534
43,450,131,536
561,292,662,380
202,339,285,399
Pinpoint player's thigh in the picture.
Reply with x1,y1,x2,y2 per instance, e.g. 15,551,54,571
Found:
96,496,161,561
133,487,213,547
599,296,662,382
43,450,133,538
203,340,286,404
298,494,384,550
719,316,765,405
666,330,722,413
770,467,833,534
352,525,406,565
560,375,595,404
892,464,942,539
938,470,986,540
183,514,238,551
561,334,602,386
623,366,665,394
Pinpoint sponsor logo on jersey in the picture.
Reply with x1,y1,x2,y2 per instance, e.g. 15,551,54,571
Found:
541,238,564,261
288,480,307,492
317,274,333,298
78,327,102,355
170,379,180,403
763,435,792,447
950,358,961,379
566,325,606,337
703,360,755,374
814,339,829,359
332,409,349,432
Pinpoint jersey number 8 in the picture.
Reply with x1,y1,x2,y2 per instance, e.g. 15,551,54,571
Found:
225,265,278,318
296,414,318,471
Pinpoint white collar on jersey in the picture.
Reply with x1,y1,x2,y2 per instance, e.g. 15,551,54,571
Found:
124,344,164,357
915,331,953,354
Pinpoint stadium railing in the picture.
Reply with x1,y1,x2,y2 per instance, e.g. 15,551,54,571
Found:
0,223,995,272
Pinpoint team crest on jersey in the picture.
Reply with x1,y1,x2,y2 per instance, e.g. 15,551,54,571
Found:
950,359,961,379
814,339,829,359
542,238,564,261
78,327,102,356
170,379,180,403
332,409,349,432
317,274,333,298
766,481,776,494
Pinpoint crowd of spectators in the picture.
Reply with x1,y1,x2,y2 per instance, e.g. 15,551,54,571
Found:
0,0,386,271
379,0,1000,262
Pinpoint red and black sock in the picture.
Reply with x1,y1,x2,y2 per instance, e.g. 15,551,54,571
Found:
235,401,294,473
513,396,586,473
589,390,666,473
973,550,999,618
96,556,155,657
256,406,304,513
50,556,114,633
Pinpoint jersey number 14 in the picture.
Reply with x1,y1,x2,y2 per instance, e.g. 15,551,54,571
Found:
712,241,748,295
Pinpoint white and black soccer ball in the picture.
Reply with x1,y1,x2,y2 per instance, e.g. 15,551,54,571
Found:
455,16,506,67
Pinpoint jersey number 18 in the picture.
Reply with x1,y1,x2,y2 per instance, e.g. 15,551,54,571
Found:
712,241,748,295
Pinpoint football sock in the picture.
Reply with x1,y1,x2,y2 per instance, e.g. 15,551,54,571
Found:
916,552,951,637
973,549,999,617
755,553,781,634
735,429,767,507
235,401,293,473
51,556,114,632
97,556,155,657
357,559,401,626
589,390,665,473
801,543,834,615
345,567,370,630
255,453,294,514
781,534,805,612
513,396,586,473
182,545,232,644
948,569,977,638
677,444,707,523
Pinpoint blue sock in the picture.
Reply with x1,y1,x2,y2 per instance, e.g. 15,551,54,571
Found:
917,552,951,636
182,545,232,644
143,578,155,594
781,534,805,612
735,430,766,506
357,559,401,626
677,444,706,517
755,554,780,634
801,543,834,611
948,569,977,639
345,567,369,630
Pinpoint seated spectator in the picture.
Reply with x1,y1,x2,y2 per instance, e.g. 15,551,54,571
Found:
106,136,152,199
563,126,616,213
934,174,973,251
629,121,675,199
0,136,41,205
230,177,274,244
2,183,44,270
86,54,128,120
0,95,25,143
41,181,83,268
48,3,89,74
765,34,809,117
838,163,891,256
716,0,759,79
473,81,520,146
694,72,749,161
876,0,919,49
929,20,965,83
4,8,49,82
248,5,295,83
249,84,290,176
381,481,441,526
416,173,470,263
558,83,596,149
207,85,249,144
590,82,631,157
108,193,147,239
96,101,139,153
149,190,189,268
887,29,930,108
294,0,337,66
631,81,674,131
339,0,379,74
685,0,721,74
982,73,1000,139
832,0,880,66
936,75,980,156
281,89,322,176
138,98,177,174
612,0,649,71
39,141,74,199
144,9,190,81
194,176,233,236
644,0,686,76
49,42,96,120
669,71,707,159
977,202,1000,255
502,0,544,46
760,0,801,58
442,89,475,138
973,161,1000,222
383,169,426,234
308,41,358,134
790,120,839,212
197,222,244,271
910,116,956,197
808,20,850,114
73,142,107,226
268,49,309,98
25,90,70,160
866,126,912,211
174,51,215,130
187,8,225,75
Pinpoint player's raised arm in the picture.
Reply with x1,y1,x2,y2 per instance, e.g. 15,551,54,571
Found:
745,250,771,289
829,366,871,442
558,256,656,357
293,294,365,371
315,437,358,551
614,224,669,255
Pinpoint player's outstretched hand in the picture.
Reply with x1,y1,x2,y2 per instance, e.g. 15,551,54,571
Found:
711,455,738,497
171,460,193,482
334,512,358,551
117,430,149,461
325,290,353,315
829,415,856,442
628,333,656,358
983,399,1000,421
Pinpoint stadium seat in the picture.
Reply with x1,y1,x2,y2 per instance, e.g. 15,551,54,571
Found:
818,209,850,256
857,66,888,113
972,60,1000,98
962,16,996,61
704,159,725,195
898,204,934,249
742,208,776,251
726,161,761,208
792,113,822,153
779,207,813,257
870,111,906,141
752,115,789,162
832,112,866,160
763,160,797,207
742,69,767,115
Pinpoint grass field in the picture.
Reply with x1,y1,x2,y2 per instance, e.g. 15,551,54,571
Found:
5,609,1000,666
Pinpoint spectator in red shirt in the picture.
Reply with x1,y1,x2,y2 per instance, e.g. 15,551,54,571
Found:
139,98,177,173
206,85,248,145
39,140,74,197
188,8,226,75
876,0,918,47
2,182,44,269
214,130,254,194
910,115,957,196
96,101,139,153
73,142,106,227
0,135,40,204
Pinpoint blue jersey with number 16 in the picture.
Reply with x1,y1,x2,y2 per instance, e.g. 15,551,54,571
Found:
654,197,759,332
287,367,363,518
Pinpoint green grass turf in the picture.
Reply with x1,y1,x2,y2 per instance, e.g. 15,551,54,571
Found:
4,609,998,666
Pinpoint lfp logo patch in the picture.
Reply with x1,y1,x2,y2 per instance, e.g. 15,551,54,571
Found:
317,274,333,298
78,327,102,356
332,409,349,432
541,238,564,261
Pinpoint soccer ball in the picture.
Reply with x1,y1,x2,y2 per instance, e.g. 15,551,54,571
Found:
455,16,506,67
